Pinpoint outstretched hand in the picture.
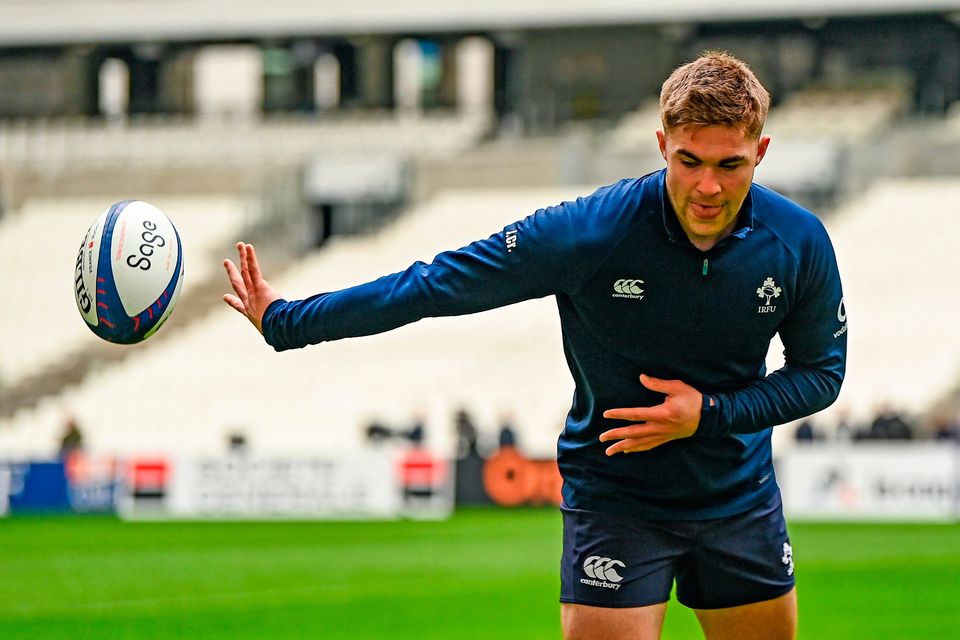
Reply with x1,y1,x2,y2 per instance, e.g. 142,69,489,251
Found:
599,374,703,455
223,242,281,334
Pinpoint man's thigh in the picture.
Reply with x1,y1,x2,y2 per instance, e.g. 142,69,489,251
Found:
562,602,667,640
694,587,797,640
561,590,797,640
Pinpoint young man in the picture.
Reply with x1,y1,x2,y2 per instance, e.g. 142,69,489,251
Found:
224,52,847,640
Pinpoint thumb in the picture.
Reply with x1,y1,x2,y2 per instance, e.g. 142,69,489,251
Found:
639,374,683,396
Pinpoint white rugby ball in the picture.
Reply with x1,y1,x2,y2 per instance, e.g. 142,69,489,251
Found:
74,200,184,344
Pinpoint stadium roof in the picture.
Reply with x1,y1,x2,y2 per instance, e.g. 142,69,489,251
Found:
1,0,959,46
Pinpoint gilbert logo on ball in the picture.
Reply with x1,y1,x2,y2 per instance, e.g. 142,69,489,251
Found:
74,200,184,344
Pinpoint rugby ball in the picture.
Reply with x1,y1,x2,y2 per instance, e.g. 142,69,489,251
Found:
74,200,184,344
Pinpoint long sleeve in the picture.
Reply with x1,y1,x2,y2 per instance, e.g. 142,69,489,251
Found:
259,186,623,351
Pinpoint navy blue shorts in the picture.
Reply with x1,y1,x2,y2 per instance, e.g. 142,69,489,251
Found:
560,492,795,610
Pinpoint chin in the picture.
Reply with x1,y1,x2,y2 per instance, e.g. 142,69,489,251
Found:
685,218,722,235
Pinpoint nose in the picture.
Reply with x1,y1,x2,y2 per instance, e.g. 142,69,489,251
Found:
697,169,721,197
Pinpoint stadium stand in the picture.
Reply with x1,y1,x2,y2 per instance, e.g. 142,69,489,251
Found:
0,188,582,459
818,177,960,428
0,109,493,400
759,87,909,204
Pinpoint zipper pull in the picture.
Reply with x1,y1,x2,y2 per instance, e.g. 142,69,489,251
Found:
702,258,709,276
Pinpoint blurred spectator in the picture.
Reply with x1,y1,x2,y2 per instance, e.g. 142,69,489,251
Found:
226,430,249,454
454,408,479,459
405,411,426,445
793,419,818,443
365,412,427,446
866,405,914,440
498,412,518,448
58,415,85,458
365,420,393,444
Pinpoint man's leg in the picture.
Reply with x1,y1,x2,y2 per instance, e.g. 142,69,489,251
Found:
693,587,797,640
562,602,668,640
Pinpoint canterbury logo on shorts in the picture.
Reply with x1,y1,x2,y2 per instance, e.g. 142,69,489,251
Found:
580,555,626,590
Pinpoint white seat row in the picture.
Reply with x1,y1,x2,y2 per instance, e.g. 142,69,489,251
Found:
764,88,907,142
0,112,491,168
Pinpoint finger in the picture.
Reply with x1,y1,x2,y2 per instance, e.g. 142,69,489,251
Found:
605,438,659,456
606,440,636,455
223,258,242,288
238,244,255,292
600,423,674,444
245,243,263,283
223,259,248,303
638,374,684,395
603,406,666,422
222,293,245,314
599,425,649,442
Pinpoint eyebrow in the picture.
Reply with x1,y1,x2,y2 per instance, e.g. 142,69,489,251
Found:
676,149,748,165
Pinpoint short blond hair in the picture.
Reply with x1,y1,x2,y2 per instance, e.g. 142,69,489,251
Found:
660,51,770,139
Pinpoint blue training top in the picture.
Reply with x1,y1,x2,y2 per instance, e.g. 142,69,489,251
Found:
262,169,847,520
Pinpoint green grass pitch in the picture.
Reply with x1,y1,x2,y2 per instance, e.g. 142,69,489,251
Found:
1,508,958,639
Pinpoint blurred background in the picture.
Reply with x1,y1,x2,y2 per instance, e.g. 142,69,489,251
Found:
1,0,959,512
0,1,958,637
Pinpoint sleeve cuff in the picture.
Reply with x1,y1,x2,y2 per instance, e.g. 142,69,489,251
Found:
261,298,288,351
695,393,728,439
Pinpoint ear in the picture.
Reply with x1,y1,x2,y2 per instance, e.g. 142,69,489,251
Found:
656,129,667,160
755,135,771,166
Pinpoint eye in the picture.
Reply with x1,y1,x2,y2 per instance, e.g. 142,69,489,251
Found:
720,162,742,171
680,159,698,168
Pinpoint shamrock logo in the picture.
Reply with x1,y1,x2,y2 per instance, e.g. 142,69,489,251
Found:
757,277,782,306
